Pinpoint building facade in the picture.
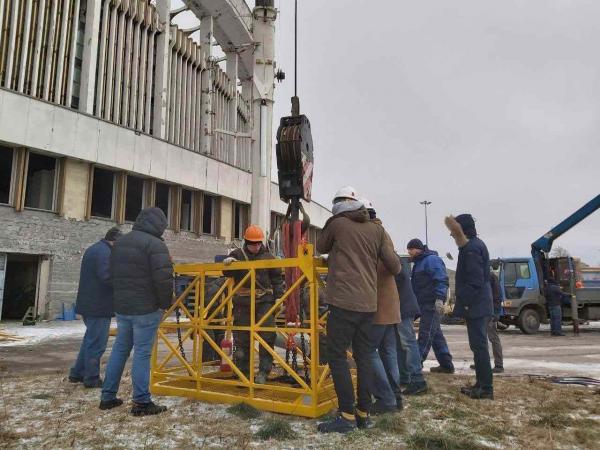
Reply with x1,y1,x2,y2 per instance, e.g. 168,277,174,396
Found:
0,0,330,321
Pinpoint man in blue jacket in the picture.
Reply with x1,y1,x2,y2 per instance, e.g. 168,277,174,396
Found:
407,239,454,374
445,214,494,399
69,227,122,388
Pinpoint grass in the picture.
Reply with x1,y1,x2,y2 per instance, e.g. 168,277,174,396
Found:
226,402,262,420
375,414,405,434
4,371,600,449
405,425,485,450
254,417,298,440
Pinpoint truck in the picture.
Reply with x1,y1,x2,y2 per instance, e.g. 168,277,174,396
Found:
496,194,600,334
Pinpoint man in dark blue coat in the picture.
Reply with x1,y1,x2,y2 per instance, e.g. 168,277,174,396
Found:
445,214,494,399
407,238,454,374
69,227,122,388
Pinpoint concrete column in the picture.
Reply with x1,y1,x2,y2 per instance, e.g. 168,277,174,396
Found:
199,15,213,155
152,0,171,139
80,0,107,112
219,197,233,242
226,51,239,165
249,4,276,232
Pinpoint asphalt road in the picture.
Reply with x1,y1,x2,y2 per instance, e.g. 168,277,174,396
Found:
2,322,600,379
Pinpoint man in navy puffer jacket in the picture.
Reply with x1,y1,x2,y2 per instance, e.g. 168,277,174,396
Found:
407,239,454,374
445,214,494,400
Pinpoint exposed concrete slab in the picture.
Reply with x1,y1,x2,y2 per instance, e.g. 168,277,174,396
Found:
25,99,53,151
51,106,78,156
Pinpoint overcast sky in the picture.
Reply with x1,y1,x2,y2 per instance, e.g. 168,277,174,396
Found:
178,1,600,267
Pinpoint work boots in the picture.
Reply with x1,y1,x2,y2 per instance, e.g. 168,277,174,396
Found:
131,401,167,416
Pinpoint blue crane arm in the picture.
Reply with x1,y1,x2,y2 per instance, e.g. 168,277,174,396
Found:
531,194,600,254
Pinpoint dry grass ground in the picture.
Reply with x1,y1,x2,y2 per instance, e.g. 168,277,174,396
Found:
1,370,599,449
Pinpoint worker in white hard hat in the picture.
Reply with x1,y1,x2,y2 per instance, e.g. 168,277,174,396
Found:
316,188,401,433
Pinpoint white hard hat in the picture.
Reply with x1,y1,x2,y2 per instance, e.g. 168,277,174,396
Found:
333,186,359,203
360,198,374,210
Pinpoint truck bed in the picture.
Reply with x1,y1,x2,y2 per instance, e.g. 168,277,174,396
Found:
576,288,600,304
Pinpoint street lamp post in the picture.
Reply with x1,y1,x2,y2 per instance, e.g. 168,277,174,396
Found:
420,200,432,246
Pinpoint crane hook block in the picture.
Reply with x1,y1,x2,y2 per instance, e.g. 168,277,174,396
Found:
275,114,314,202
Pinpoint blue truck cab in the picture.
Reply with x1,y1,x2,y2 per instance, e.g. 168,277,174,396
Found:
497,257,547,334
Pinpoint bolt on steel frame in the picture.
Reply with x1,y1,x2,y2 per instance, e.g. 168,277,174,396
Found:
150,243,350,418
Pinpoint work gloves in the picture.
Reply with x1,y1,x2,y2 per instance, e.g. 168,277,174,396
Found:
435,299,445,316
223,257,238,266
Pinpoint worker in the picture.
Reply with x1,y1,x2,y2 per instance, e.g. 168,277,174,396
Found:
545,278,566,336
316,187,400,433
395,265,429,395
445,214,494,400
101,207,173,416
471,268,504,373
361,199,403,414
69,227,122,388
223,225,284,384
406,238,454,374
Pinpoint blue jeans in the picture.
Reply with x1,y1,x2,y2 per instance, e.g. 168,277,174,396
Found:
369,324,400,407
466,316,493,393
101,310,162,404
418,307,454,369
70,316,111,385
396,318,425,385
549,305,562,333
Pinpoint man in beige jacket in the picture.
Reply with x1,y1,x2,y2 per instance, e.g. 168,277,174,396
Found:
362,199,403,415
316,187,400,433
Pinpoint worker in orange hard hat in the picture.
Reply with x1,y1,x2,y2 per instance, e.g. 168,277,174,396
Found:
223,224,284,383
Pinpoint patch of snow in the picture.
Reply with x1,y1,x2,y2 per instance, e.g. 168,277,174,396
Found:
0,319,115,347
502,358,600,376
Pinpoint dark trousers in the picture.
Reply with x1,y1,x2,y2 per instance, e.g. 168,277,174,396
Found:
487,317,503,368
466,316,493,393
233,301,276,376
326,305,374,415
549,305,562,333
70,316,111,386
418,307,454,369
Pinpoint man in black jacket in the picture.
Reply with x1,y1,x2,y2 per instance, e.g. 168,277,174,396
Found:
69,227,122,388
100,207,173,416
545,278,566,336
445,214,494,400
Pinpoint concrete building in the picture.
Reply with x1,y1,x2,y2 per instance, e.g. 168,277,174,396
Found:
0,0,330,321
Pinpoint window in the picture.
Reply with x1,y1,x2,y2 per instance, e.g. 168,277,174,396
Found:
155,183,170,223
125,175,145,221
202,195,217,235
24,153,57,211
503,263,518,286
233,202,249,240
90,167,115,218
180,189,193,231
517,263,531,279
0,147,13,204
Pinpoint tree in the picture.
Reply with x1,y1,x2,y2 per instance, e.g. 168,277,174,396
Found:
550,246,570,258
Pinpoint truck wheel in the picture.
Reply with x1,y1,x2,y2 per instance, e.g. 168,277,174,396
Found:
517,308,541,334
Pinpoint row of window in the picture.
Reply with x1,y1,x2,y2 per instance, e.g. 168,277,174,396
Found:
0,145,250,239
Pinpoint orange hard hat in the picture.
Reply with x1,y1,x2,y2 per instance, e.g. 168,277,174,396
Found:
244,224,265,242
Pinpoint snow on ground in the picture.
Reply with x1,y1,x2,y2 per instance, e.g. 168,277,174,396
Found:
0,320,88,347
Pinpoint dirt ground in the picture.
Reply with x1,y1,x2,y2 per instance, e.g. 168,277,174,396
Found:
1,322,600,449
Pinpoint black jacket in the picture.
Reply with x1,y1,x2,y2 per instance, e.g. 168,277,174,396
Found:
226,244,284,305
75,239,114,317
395,269,420,321
111,207,173,315
545,281,567,307
489,272,502,317
455,237,493,319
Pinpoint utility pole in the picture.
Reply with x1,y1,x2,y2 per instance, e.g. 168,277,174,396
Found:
420,200,432,246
